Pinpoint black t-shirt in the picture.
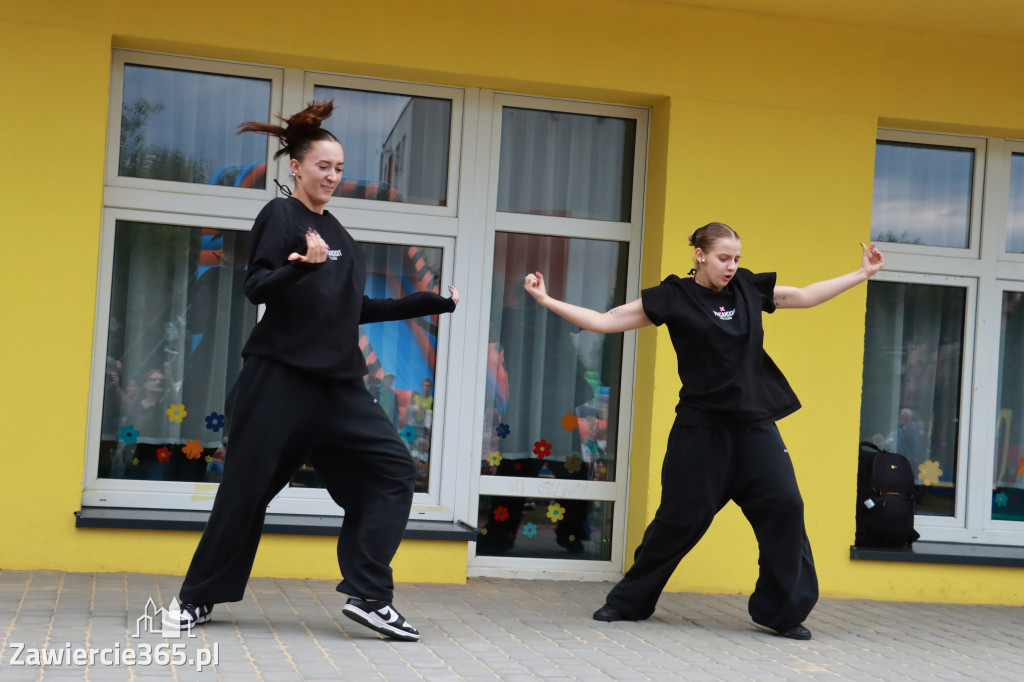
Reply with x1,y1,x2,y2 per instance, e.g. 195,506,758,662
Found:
241,197,454,379
641,268,800,426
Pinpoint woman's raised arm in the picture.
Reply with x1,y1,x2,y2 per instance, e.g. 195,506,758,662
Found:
524,272,652,333
773,243,884,310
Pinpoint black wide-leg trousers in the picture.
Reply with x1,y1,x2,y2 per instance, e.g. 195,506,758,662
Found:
179,357,416,605
605,421,818,630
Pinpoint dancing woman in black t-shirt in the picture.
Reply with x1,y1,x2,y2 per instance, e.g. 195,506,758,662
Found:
176,101,458,642
524,222,883,640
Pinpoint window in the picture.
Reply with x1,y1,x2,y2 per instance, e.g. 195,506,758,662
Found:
861,130,1024,545
89,51,649,567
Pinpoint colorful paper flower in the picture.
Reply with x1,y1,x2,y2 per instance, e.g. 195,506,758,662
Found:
561,413,579,431
183,440,204,460
480,528,488,536
995,492,1009,507
204,455,213,463
917,460,943,487
568,534,576,542
119,425,139,445
487,451,503,467
496,422,511,439
400,424,418,444
533,439,552,459
205,412,226,432
166,403,187,423
547,502,566,522
156,447,172,463
514,463,522,471
131,457,139,466
522,522,538,538
564,454,583,474
596,462,607,476
585,439,599,454
494,505,510,522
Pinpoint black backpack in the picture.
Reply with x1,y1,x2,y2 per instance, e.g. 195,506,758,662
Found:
855,441,920,547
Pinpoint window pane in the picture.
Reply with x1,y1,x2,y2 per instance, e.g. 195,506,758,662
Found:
497,107,636,222
312,85,452,207
119,65,271,187
859,281,966,517
98,222,254,481
1007,153,1024,253
477,495,614,560
871,141,974,248
994,291,1024,521
483,233,627,485
291,242,445,494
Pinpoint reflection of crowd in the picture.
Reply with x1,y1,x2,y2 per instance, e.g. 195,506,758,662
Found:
366,374,435,491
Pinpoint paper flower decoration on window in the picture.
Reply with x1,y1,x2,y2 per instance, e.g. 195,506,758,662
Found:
166,404,188,423
496,423,511,439
183,440,204,460
564,454,583,474
131,457,139,466
514,463,522,471
561,413,579,431
494,505,510,522
568,534,576,543
156,447,172,463
119,425,139,445
547,502,566,522
205,412,226,432
399,425,418,444
487,451,502,467
585,439,599,454
533,439,552,459
480,528,488,536
595,462,607,477
995,492,1009,507
522,522,538,538
204,455,213,463
917,460,943,487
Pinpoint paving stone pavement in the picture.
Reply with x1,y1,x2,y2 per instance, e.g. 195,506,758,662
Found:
1,570,1022,681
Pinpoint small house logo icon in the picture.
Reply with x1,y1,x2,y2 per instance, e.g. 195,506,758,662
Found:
134,597,195,638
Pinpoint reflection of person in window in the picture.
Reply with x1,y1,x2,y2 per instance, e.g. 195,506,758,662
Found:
112,368,176,479
175,101,459,642
408,377,433,434
895,407,926,470
378,373,401,427
524,222,884,641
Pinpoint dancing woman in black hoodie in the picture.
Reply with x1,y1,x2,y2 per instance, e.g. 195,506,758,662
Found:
177,101,458,642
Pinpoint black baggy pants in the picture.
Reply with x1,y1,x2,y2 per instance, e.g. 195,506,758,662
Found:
179,357,416,605
605,421,818,630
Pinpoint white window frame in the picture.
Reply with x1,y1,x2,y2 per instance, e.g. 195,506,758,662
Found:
465,91,649,579
870,129,1024,546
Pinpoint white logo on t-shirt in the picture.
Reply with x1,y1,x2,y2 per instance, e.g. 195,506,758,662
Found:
326,249,342,261
712,306,735,321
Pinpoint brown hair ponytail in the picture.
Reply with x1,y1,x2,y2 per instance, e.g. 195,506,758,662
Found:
237,100,339,160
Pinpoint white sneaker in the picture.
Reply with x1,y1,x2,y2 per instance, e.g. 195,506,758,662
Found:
179,602,213,630
342,598,420,641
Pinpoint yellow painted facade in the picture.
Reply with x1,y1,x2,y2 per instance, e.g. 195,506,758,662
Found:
2,1,1024,602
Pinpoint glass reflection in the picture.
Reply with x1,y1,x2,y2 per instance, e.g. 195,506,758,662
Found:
859,281,966,517
119,64,271,187
482,233,627,486
98,222,254,481
993,291,1024,521
497,107,636,222
1007,154,1024,254
313,86,452,206
871,141,973,248
477,495,613,560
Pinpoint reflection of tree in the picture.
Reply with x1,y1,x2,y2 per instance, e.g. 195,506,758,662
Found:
873,230,922,245
119,99,212,182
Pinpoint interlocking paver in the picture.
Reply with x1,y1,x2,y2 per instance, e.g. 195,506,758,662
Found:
2,571,1023,680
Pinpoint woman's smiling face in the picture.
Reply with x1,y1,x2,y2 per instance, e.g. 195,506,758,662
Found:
291,139,345,211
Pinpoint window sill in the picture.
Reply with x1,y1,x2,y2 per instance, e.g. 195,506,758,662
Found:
850,541,1024,568
75,507,477,541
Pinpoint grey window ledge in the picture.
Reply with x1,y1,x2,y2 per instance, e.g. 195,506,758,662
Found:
75,507,477,541
850,541,1024,568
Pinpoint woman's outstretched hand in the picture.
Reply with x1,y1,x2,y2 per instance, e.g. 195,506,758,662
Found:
860,242,884,278
448,285,460,306
524,271,549,305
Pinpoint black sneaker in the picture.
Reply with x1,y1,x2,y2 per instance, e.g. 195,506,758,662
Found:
178,602,213,631
342,598,420,641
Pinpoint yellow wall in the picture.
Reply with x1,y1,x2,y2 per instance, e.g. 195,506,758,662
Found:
4,0,1024,602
